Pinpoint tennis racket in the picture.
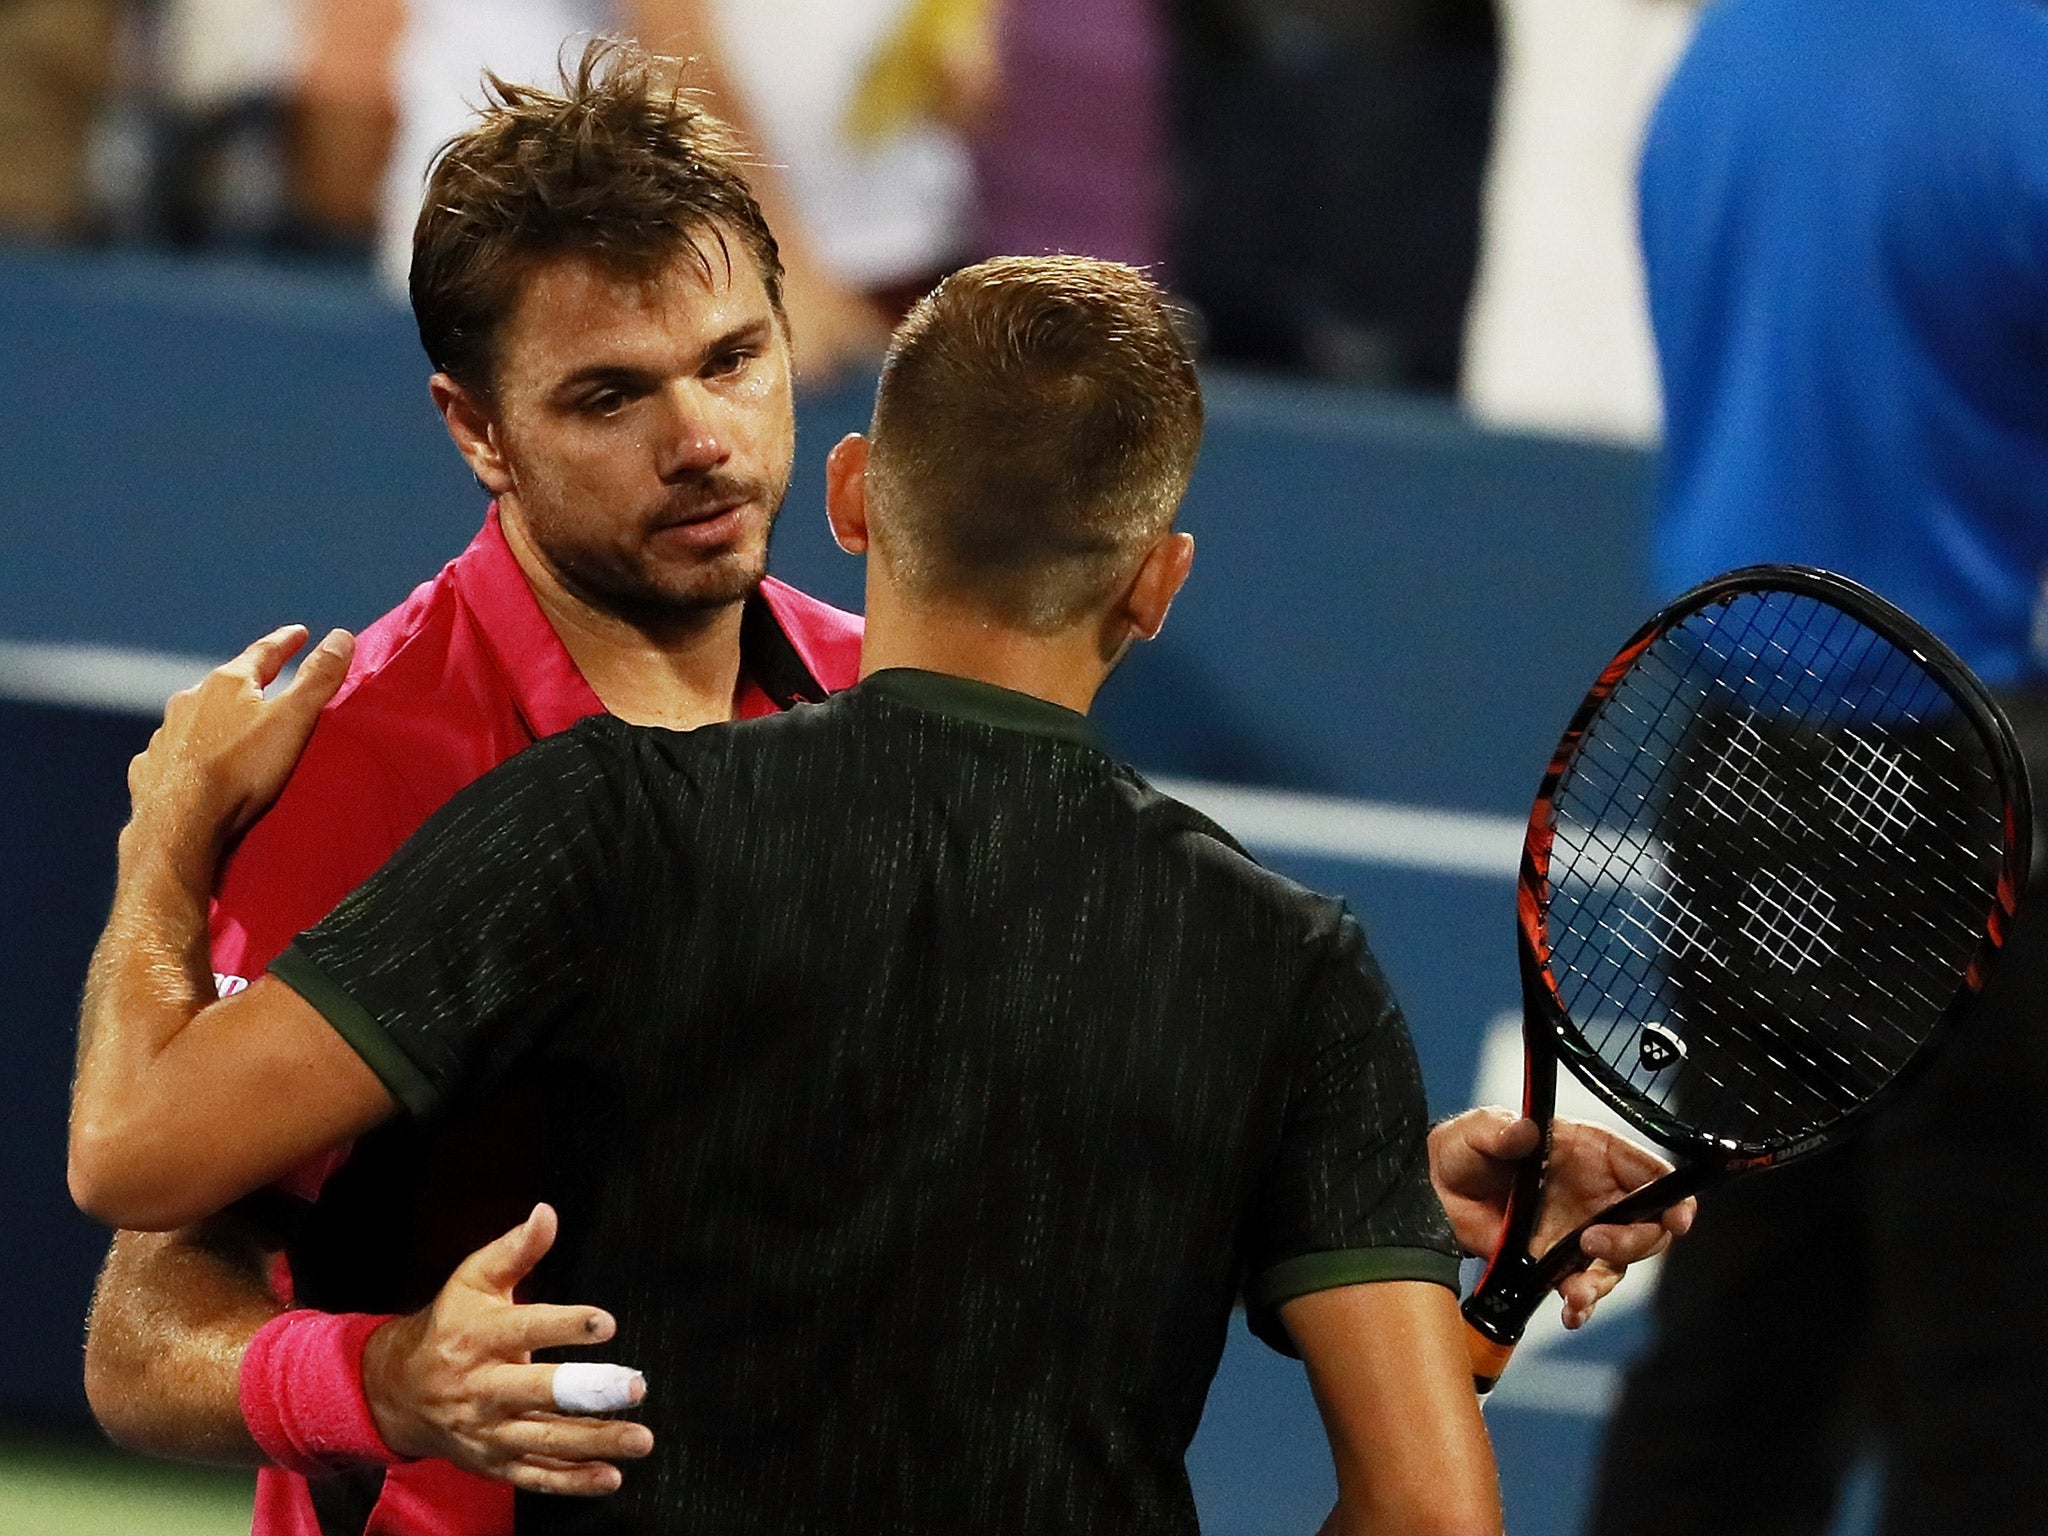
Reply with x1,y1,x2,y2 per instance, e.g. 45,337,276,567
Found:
1464,565,2031,1393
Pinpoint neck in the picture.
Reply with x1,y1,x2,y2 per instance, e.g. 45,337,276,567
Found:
856,582,1114,715
499,504,745,729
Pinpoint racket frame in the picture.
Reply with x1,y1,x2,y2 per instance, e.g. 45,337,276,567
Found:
1463,564,2032,1388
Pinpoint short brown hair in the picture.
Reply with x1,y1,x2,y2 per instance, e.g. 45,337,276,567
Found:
411,39,783,395
867,256,1204,632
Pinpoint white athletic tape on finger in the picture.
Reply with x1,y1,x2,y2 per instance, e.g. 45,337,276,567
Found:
552,1362,645,1413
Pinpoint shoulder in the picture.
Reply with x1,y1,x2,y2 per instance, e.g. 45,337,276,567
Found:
632,695,850,786
758,577,864,693
326,571,486,738
1109,767,1353,947
296,553,540,799
239,567,485,836
211,559,529,971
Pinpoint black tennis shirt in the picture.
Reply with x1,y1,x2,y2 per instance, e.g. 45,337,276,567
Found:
272,668,1458,1535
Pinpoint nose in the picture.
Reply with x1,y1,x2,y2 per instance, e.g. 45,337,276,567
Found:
652,381,731,480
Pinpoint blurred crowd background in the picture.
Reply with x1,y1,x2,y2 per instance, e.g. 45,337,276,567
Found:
0,0,1698,439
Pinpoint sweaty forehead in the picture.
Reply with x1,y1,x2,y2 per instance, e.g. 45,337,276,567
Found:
496,238,777,387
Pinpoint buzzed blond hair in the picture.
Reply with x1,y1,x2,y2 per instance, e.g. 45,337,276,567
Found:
867,256,1204,632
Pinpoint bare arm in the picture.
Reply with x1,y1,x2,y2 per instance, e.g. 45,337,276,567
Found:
85,1222,282,1464
71,962,392,1230
69,626,398,1230
72,628,646,1487
1283,1283,1503,1536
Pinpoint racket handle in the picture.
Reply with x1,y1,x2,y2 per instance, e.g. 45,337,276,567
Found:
1460,1247,1544,1395
1466,1324,1517,1395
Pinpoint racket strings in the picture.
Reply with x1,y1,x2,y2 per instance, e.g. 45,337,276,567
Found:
1539,589,2007,1151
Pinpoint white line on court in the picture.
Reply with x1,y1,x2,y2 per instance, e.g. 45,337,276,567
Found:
1153,777,1525,879
0,638,1528,881
1483,1360,1621,1417
0,640,216,715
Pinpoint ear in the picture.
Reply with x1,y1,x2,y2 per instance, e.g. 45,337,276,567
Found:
1123,531,1195,644
825,433,871,555
429,373,514,496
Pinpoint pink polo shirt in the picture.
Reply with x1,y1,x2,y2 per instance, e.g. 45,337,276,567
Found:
206,509,861,1536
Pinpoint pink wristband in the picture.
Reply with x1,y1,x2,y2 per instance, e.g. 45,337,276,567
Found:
239,1309,407,1476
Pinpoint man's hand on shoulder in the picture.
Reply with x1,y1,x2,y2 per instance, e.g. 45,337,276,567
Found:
1429,1106,1695,1329
125,625,354,874
362,1204,653,1497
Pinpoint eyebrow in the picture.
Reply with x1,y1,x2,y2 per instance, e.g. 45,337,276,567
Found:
701,317,776,360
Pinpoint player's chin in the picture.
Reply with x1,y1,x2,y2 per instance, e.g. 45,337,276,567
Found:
646,545,769,612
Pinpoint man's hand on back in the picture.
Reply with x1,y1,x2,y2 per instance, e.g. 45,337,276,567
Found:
1429,1106,1695,1329
362,1204,654,1497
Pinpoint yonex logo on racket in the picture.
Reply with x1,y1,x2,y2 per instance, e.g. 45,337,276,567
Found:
1637,1022,1686,1072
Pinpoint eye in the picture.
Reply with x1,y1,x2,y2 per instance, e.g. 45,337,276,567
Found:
706,347,754,379
580,389,629,417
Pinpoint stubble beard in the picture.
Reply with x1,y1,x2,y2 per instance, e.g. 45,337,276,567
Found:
529,475,787,637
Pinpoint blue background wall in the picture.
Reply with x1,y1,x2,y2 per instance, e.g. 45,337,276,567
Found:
1,250,1655,1532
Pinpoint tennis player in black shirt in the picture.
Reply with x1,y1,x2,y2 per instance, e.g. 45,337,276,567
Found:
78,258,1515,1533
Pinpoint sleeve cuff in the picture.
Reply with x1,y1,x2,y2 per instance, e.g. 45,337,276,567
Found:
270,944,438,1118
1244,1246,1463,1358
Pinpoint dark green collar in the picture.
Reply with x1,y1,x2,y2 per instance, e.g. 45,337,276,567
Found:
859,668,1104,751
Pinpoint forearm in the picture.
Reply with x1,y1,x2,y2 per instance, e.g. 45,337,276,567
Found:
71,817,220,1202
1321,1444,1502,1536
70,627,380,1229
70,844,402,1228
85,1223,282,1466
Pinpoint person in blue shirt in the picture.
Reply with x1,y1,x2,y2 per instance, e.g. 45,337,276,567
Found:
1590,2,2048,1532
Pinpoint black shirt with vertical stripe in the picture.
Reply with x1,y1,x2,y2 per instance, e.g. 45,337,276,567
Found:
273,668,1458,1536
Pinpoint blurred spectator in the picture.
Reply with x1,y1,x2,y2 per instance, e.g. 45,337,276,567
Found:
1589,1,2048,1529
152,0,307,248
706,0,972,315
378,0,981,382
83,0,391,260
1172,0,1498,391
972,0,1170,271
291,0,402,256
1458,0,1695,442
0,0,123,240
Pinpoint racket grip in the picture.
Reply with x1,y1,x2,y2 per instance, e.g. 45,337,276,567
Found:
1466,1324,1517,1396
1461,1247,1543,1395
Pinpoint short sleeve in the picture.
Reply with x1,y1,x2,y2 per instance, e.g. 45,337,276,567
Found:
210,709,427,987
268,721,637,1121
1241,911,1461,1356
